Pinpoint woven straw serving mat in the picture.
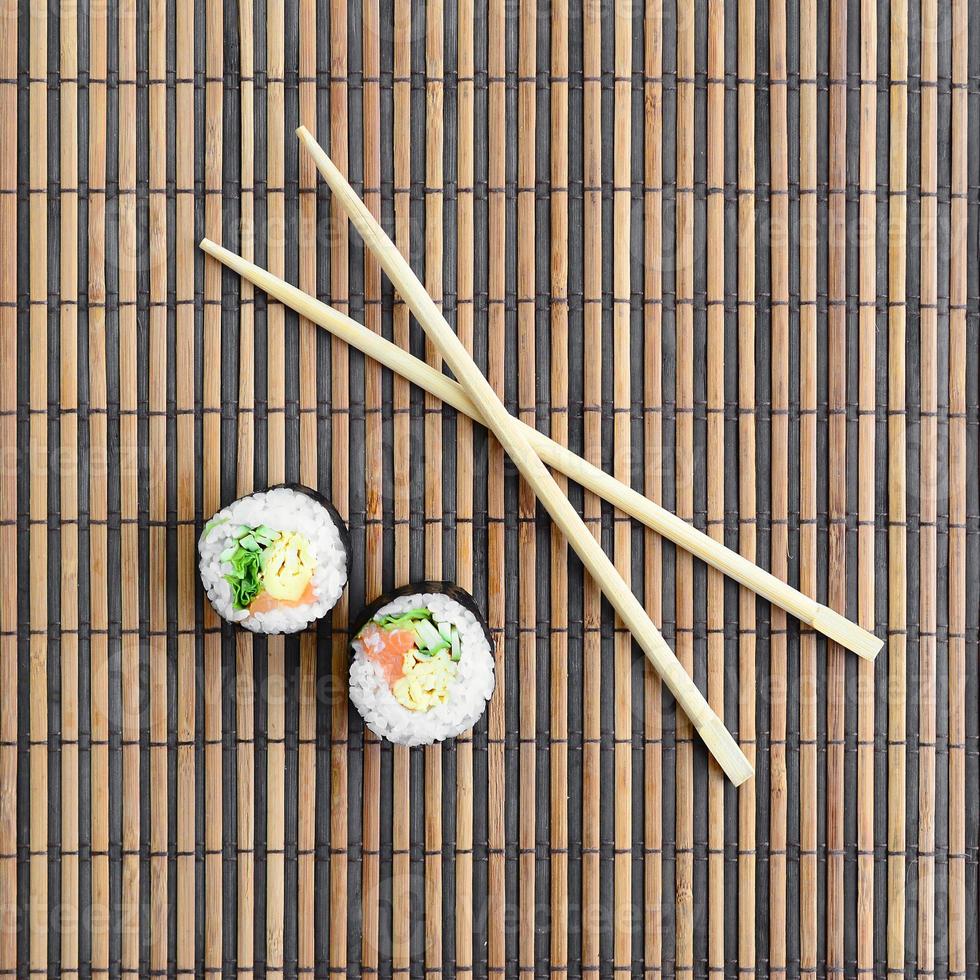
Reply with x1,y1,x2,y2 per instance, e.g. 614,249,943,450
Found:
1,0,978,976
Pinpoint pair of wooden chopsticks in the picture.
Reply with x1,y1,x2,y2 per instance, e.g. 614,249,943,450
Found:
201,125,881,784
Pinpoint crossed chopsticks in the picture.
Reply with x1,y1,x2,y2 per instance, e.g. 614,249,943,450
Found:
201,125,883,785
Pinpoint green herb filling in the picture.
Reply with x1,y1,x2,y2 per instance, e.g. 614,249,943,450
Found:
374,606,462,662
222,524,282,609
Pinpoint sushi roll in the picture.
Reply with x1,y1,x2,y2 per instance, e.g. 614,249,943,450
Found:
198,483,350,634
348,582,495,746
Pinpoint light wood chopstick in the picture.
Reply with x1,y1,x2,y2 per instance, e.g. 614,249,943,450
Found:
200,235,883,665
294,125,753,785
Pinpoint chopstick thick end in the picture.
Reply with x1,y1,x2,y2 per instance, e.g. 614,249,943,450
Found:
810,608,883,661
698,715,754,787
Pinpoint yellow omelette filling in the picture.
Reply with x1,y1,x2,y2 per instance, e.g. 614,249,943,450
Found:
392,649,457,712
261,531,315,600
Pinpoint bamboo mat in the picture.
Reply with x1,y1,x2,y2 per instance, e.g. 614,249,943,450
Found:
1,0,978,976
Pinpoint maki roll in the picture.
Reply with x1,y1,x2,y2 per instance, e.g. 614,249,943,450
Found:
198,484,350,634
349,583,495,746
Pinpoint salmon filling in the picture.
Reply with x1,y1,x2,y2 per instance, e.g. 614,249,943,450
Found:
248,579,317,614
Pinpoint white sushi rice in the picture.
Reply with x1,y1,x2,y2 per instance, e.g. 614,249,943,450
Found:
348,591,495,746
198,486,348,634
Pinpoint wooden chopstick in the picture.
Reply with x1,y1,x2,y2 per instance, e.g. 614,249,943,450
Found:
294,126,753,786
199,235,882,665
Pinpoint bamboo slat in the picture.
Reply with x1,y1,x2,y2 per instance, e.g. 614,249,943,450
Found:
486,0,507,970
798,0,819,970
297,0,319,965
549,1,570,973
736,0,758,971
0,3,16,975
886,4,909,976
295,0,318,970
265,0,287,969
58,3,80,973
517,0,537,972
236,0,257,971
237,4,256,498
147,0,169,965
175,0,197,968
28,2,48,972
391,0,412,968
88,5,110,973
454,3,477,973
612,1,633,971
359,0,382,968
768,0,789,967
947,0,968,973
581,3,602,960
705,0,726,971
425,0,446,970
203,0,224,970
118,0,140,970
328,0,351,967
643,0,665,971
917,0,938,968
296,0,319,966
857,1,877,972
826,0,847,966
675,2,696,972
